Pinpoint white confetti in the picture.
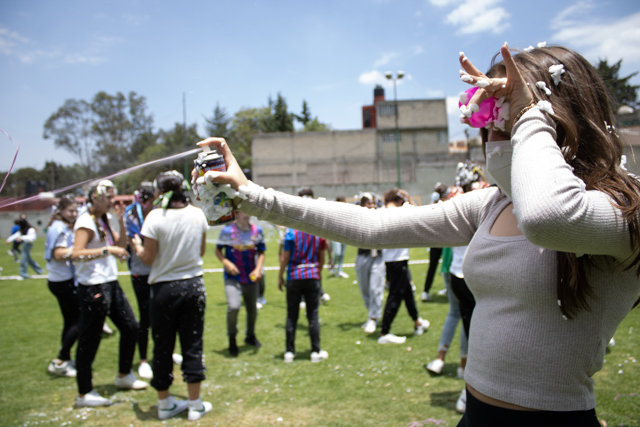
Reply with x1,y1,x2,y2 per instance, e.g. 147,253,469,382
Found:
474,79,490,88
537,100,555,115
549,64,565,86
620,155,628,171
524,45,534,53
536,81,552,96
537,41,547,48
459,92,469,105
460,74,473,83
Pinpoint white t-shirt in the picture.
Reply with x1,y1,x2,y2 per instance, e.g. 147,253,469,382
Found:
46,220,75,282
73,212,118,285
382,247,410,263
141,205,208,285
450,245,467,279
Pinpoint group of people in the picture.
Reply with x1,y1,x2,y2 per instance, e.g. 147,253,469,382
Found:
42,174,213,420
15,42,640,425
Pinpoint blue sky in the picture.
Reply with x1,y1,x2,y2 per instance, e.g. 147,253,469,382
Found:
1,0,639,171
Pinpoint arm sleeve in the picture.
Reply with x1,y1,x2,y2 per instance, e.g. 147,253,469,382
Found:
510,108,633,261
239,182,496,249
22,228,38,243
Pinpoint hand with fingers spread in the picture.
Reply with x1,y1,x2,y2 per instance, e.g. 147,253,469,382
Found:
459,43,535,132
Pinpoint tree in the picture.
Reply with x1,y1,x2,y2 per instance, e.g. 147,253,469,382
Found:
229,107,269,169
595,59,639,109
43,99,95,176
272,93,295,132
43,91,154,177
204,103,230,138
303,117,330,132
295,100,312,126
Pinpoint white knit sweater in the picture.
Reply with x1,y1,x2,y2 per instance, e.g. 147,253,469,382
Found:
239,108,640,411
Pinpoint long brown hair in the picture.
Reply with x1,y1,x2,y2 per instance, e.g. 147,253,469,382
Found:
487,46,640,318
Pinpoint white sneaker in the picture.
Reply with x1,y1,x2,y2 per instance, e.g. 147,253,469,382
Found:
172,353,183,365
187,399,212,421
75,390,110,407
299,301,306,309
114,372,149,389
455,388,467,414
102,323,114,335
411,282,416,291
437,288,447,296
138,361,153,379
427,359,445,375
378,333,406,344
608,338,616,347
48,360,76,377
457,366,465,379
321,293,331,303
310,350,329,363
256,301,264,310
414,318,430,336
257,297,267,305
421,291,432,302
363,319,377,334
158,395,189,420
284,352,295,363
338,271,349,279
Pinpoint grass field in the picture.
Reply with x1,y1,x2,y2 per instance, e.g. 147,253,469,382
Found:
0,230,639,426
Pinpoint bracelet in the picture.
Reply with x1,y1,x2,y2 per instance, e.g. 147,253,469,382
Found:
513,103,536,125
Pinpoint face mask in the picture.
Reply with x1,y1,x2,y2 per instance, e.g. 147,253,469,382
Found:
485,140,512,199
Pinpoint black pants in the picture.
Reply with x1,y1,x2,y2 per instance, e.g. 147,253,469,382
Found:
131,275,151,361
381,261,418,335
285,279,321,353
76,281,139,394
451,275,475,339
457,386,600,427
423,247,442,294
150,277,206,391
48,279,80,361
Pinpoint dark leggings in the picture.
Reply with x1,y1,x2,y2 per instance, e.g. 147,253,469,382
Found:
381,261,418,335
457,386,600,427
76,281,139,394
48,279,80,361
285,279,321,353
131,275,151,361
450,275,475,338
423,247,442,294
150,277,207,391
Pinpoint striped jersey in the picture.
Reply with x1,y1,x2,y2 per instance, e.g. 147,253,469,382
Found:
283,228,326,281
217,223,266,284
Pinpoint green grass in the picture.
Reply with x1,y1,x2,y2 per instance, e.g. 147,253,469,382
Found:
0,235,638,426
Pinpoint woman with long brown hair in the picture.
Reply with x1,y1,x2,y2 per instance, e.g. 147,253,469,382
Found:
197,42,640,425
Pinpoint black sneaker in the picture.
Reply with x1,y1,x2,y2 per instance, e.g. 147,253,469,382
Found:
229,336,239,356
244,335,262,347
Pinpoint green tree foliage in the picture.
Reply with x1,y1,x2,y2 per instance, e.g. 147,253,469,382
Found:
43,99,95,175
303,117,330,132
204,103,231,138
43,91,154,177
596,59,639,109
271,93,294,132
295,100,312,126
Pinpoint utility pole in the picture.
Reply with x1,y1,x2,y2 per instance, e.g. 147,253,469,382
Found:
183,92,188,179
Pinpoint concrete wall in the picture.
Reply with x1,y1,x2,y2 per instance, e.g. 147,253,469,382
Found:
376,99,448,129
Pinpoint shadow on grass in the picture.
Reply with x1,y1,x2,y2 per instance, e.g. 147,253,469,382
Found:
429,390,461,411
336,321,364,332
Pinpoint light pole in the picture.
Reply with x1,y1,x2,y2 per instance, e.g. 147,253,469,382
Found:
385,70,404,188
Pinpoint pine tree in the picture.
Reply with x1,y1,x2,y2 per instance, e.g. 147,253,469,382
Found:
596,59,639,109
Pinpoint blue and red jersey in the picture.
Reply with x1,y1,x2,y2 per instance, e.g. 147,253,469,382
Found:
283,228,326,281
217,223,266,284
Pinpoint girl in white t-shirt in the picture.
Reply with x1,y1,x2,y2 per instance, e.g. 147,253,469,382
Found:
134,171,212,421
71,180,148,407
44,194,79,378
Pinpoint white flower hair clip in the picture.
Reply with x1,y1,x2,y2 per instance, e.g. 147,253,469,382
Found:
549,64,565,86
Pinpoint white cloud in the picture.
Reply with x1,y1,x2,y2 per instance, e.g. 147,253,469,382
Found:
359,70,388,86
414,45,424,55
429,0,460,6
358,70,409,87
445,0,509,34
373,52,398,68
0,25,29,55
551,6,640,64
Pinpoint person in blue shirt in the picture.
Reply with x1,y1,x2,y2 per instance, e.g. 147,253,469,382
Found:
215,211,266,356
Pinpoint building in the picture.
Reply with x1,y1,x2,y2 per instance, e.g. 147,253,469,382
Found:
252,86,468,203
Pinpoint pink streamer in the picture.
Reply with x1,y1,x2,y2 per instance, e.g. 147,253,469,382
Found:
0,128,20,195
0,147,202,209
